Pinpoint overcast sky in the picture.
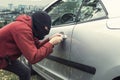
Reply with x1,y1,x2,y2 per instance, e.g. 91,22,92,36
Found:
0,0,54,7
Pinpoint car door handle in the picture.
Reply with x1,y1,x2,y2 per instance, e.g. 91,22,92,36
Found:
59,32,67,40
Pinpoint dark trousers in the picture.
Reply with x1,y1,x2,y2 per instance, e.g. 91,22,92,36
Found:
4,60,31,80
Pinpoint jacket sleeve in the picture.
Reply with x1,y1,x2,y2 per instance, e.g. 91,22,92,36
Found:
34,38,50,48
11,26,54,64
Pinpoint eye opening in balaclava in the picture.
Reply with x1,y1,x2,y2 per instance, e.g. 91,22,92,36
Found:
32,11,51,40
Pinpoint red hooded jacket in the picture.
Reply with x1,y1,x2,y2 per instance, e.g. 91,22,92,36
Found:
0,14,53,68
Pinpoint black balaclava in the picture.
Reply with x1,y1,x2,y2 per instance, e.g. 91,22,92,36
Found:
32,11,51,40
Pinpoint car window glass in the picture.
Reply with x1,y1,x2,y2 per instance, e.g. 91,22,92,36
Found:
47,0,83,26
78,0,106,22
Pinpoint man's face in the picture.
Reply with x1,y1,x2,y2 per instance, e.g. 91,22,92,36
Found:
35,26,50,40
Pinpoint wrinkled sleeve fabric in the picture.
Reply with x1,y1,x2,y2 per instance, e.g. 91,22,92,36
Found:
34,38,50,48
11,26,53,64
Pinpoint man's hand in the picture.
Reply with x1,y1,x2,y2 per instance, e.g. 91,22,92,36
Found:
49,34,63,45
49,33,63,40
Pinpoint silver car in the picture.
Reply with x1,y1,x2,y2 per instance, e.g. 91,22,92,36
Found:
21,0,120,80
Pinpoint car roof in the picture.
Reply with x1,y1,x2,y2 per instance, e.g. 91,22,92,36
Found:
101,0,120,18
43,0,59,11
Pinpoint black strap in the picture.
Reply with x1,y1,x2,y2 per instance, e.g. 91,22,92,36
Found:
5,56,12,65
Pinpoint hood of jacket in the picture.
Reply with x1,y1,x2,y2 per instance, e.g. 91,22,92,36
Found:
15,14,32,27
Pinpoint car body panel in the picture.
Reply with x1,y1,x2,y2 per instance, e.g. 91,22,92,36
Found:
70,18,120,80
101,0,120,18
107,18,120,29
33,24,76,80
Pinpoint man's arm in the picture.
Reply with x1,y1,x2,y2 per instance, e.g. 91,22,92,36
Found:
11,26,62,64
11,27,53,64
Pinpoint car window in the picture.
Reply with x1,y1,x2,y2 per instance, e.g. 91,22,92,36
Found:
78,0,107,22
47,0,83,26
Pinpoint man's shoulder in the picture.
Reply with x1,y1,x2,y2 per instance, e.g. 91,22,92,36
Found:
10,21,32,33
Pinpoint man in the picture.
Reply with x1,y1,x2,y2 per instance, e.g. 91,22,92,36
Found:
0,11,63,80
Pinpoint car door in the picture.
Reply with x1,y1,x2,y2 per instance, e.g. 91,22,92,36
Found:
32,0,83,80
70,0,108,80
